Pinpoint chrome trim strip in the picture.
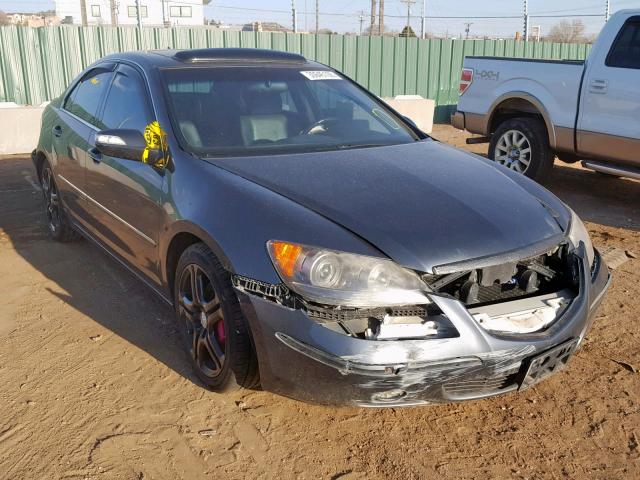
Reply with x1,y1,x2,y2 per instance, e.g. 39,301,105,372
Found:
57,174,157,247
57,174,86,196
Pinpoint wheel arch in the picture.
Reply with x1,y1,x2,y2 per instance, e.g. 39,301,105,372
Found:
161,222,236,302
487,93,556,149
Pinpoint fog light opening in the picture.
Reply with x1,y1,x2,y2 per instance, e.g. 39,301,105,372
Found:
372,389,407,402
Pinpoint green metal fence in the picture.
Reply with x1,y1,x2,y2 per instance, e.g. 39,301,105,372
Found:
0,25,592,122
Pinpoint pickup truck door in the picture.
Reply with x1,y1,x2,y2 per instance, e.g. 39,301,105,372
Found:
578,16,640,166
84,63,165,285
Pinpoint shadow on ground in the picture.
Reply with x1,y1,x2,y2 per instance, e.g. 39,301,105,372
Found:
545,164,640,231
0,155,196,385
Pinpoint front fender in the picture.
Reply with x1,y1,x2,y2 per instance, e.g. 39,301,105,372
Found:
159,157,385,294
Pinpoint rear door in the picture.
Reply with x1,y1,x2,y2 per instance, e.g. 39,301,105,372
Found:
53,65,114,223
578,16,640,166
84,63,165,284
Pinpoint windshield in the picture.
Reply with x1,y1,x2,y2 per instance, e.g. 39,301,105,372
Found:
162,66,420,157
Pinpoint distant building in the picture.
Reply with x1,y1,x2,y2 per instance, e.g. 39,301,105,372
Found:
7,12,60,27
54,1,205,27
242,21,290,33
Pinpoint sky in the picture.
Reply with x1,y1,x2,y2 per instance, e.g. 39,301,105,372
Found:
1,0,639,38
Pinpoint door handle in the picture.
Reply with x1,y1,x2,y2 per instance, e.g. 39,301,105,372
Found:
589,79,608,94
88,147,102,164
52,125,63,137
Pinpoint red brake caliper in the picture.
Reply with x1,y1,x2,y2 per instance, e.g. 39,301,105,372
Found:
216,320,226,347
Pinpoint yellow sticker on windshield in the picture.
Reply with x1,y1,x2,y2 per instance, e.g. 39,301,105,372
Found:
90,78,100,85
142,121,169,168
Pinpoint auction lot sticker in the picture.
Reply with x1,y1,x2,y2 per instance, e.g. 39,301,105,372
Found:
301,70,342,80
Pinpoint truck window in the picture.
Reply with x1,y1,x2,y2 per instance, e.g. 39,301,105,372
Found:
606,17,640,69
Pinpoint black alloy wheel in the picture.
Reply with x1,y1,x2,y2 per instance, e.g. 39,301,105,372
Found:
40,163,78,242
178,263,228,379
174,243,259,391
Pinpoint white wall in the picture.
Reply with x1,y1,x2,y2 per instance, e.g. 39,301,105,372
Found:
0,106,45,155
55,0,204,26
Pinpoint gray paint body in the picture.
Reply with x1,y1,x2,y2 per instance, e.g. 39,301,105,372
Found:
34,49,609,406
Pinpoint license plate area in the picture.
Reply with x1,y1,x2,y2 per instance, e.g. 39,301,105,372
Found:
519,338,579,390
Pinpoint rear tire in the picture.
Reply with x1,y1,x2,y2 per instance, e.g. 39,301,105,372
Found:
40,163,79,242
174,243,259,392
489,117,554,182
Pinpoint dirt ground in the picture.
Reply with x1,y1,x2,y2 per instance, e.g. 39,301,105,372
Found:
0,125,639,480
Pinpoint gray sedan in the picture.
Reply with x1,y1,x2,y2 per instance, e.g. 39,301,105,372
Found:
32,48,610,406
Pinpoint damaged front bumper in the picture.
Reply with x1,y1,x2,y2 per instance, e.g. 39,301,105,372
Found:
237,248,610,407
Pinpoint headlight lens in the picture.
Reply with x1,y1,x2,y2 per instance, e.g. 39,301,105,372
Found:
567,208,595,268
267,240,430,307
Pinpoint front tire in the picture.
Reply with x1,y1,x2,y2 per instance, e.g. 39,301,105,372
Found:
489,117,554,182
40,163,79,242
174,243,259,392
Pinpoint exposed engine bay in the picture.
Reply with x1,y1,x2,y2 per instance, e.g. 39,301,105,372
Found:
233,244,580,340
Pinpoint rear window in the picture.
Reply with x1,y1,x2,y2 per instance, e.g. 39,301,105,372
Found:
606,17,640,69
162,66,419,157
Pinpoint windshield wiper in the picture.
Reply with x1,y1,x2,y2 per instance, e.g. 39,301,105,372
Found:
336,143,388,150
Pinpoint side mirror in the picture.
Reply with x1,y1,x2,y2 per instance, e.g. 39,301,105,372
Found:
95,129,150,162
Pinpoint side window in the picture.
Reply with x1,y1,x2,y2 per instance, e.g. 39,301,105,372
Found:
100,64,153,132
606,17,640,69
64,69,113,127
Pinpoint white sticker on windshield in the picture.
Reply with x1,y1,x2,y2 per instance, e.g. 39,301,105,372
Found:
300,70,342,81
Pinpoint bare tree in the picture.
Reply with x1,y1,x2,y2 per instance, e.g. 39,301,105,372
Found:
0,11,10,25
546,19,592,44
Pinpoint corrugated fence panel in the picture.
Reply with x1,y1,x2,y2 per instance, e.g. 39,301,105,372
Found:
0,25,592,123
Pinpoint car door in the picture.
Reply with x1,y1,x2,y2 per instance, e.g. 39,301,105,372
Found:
53,64,115,224
577,16,640,166
84,63,165,284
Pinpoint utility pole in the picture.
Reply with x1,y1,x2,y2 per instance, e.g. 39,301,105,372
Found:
315,0,319,33
523,0,529,41
110,0,118,26
291,0,298,33
358,10,365,35
401,0,416,31
378,0,384,36
420,0,426,39
135,0,142,28
80,0,88,26
370,0,376,36
464,22,473,39
605,0,610,22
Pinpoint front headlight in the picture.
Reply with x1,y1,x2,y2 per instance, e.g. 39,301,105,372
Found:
567,208,595,268
267,240,430,307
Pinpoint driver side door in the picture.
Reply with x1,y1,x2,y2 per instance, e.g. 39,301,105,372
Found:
84,63,165,285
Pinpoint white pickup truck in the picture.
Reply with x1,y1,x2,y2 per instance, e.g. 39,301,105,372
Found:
452,10,640,181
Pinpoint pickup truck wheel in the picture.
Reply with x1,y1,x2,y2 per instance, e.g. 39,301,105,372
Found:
489,118,554,181
174,243,259,392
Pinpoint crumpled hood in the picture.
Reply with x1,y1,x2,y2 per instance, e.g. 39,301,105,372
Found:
212,140,568,273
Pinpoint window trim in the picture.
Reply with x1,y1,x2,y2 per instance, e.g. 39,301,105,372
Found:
96,63,156,133
127,5,148,18
91,5,101,17
605,16,640,70
62,64,117,130
170,6,192,18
